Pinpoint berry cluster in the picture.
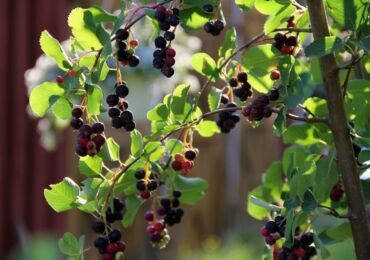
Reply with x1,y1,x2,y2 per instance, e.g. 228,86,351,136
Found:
70,108,106,157
229,72,253,101
106,82,136,132
115,29,140,67
135,169,159,199
144,211,170,249
261,217,317,260
216,102,240,134
171,149,198,175
242,89,279,122
330,183,344,202
92,198,126,260
272,33,297,55
202,4,225,36
152,6,179,77
157,191,184,226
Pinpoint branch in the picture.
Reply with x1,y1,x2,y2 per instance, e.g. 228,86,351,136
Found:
273,28,312,33
319,205,349,219
306,0,370,259
271,108,329,124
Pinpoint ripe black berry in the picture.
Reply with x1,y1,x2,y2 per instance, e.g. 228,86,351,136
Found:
94,237,108,249
80,124,93,137
70,118,84,130
117,49,131,61
160,198,171,209
106,94,119,107
123,121,136,131
229,77,238,87
155,10,166,21
93,135,106,147
161,66,174,77
172,198,180,208
147,181,158,191
116,29,129,41
115,84,129,98
184,150,197,160
128,55,140,67
153,58,165,69
111,117,123,128
268,89,280,101
120,110,134,123
221,94,229,104
75,145,87,157
155,36,167,49
265,221,278,233
237,72,248,83
117,40,127,50
135,169,146,180
72,107,83,118
204,22,214,33
108,229,122,243
91,220,105,233
169,15,180,26
136,180,146,191
286,36,298,47
108,107,120,117
92,122,105,134
300,232,314,246
164,31,175,41
202,4,213,13
153,49,166,58
113,198,124,211
159,21,171,31
212,20,224,35
173,190,182,198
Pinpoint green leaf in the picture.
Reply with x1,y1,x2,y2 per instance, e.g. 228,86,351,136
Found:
191,53,218,81
273,107,287,136
235,0,255,12
29,82,65,117
208,87,222,112
78,156,102,177
249,196,282,212
44,177,80,212
180,7,213,31
68,8,102,50
144,141,162,156
87,6,117,23
149,146,166,162
52,96,72,120
173,174,208,205
327,0,368,31
255,0,292,15
147,103,169,121
247,186,271,220
122,195,143,227
346,79,370,127
263,161,283,199
98,137,120,161
183,0,219,7
264,5,296,34
86,84,103,115
242,44,284,70
165,139,184,156
305,36,344,57
302,190,317,211
40,31,72,71
58,232,82,256
197,120,220,137
283,124,326,146
351,37,370,52
218,27,237,59
130,130,143,157
171,84,190,115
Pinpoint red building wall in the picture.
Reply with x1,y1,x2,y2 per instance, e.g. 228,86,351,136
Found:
0,0,71,257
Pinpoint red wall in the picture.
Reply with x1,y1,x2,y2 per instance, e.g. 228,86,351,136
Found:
0,0,71,256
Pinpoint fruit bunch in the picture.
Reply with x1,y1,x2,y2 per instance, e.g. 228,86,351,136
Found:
261,216,317,260
202,4,225,36
71,108,106,157
229,72,253,101
92,198,126,260
242,89,279,122
106,82,136,132
330,183,344,202
152,6,179,77
157,191,184,226
144,210,170,249
171,149,198,175
135,169,159,199
216,102,240,134
272,32,297,55
115,29,140,67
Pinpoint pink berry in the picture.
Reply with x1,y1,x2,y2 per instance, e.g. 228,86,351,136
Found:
146,225,156,235
106,243,118,254
56,75,64,84
140,191,151,199
270,70,281,80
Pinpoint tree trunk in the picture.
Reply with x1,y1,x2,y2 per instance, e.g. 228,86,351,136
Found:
306,0,370,259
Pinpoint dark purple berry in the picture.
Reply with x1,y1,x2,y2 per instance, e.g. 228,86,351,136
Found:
106,94,119,107
94,237,108,249
155,36,167,49
265,221,278,233
300,232,314,246
202,4,213,13
145,211,154,222
160,198,171,209
237,72,248,83
123,121,136,132
153,58,165,69
136,180,146,191
153,49,166,58
111,117,123,128
113,198,124,211
135,169,146,180
169,15,180,26
172,198,180,208
184,150,197,160
161,66,174,77
117,49,131,61
155,10,166,22
115,84,129,98
70,118,84,130
173,190,182,198
92,122,105,134
204,22,214,33
72,107,83,118
116,29,129,40
164,31,175,41
286,36,298,47
117,40,127,50
128,55,140,67
91,220,105,233
147,181,158,191
108,229,121,243
120,110,133,123
108,107,120,117
268,89,280,101
93,135,106,147
229,77,238,87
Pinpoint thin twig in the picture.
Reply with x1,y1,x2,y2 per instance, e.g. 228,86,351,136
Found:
319,204,349,219
271,108,329,124
273,28,312,33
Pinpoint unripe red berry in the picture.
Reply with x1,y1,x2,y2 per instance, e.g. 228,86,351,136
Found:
261,226,270,237
287,20,296,28
294,247,305,257
68,70,75,77
116,241,126,252
270,70,281,80
166,48,176,57
154,221,164,232
56,75,64,84
129,39,139,48
146,225,157,234
102,253,114,260
281,45,294,55
172,160,182,171
106,243,118,254
140,191,151,199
